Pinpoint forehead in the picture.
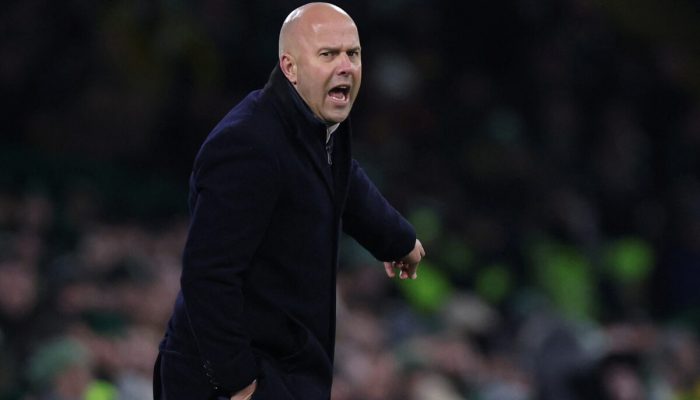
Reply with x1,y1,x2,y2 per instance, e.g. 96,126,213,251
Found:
304,19,360,48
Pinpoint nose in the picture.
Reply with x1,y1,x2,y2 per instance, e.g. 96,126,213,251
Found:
337,53,356,75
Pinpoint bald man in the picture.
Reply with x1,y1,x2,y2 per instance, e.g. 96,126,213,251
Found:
154,3,424,399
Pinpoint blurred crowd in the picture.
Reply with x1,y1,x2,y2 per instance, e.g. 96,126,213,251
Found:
1,0,700,399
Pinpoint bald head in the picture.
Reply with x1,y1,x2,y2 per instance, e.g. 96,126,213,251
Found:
278,3,355,57
277,2,362,124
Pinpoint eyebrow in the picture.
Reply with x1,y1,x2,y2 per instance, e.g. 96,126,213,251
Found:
318,46,362,53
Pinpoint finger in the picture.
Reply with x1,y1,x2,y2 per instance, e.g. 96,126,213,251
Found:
416,240,426,258
402,263,411,279
231,380,257,400
397,263,408,279
384,262,396,278
407,263,418,279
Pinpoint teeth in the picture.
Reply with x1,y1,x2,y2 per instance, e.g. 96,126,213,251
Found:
329,85,350,101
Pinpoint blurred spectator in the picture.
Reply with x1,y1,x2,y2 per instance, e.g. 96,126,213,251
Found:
24,335,113,400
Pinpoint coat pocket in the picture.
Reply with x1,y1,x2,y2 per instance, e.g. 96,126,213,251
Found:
249,357,297,400
159,349,212,400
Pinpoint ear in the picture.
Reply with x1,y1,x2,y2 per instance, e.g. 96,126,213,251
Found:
279,54,298,85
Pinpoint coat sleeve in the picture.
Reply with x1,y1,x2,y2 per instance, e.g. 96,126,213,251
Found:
180,126,280,394
342,159,416,261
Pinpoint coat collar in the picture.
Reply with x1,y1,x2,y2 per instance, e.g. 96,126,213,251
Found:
263,64,329,139
263,65,351,200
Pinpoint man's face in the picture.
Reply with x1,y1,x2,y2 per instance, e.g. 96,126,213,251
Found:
292,18,362,124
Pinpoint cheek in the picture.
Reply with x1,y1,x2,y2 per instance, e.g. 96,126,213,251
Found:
305,70,327,95
298,78,322,102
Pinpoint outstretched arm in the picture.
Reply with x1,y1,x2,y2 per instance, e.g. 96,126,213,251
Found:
342,160,424,276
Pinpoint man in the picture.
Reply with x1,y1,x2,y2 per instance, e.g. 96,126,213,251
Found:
154,3,425,399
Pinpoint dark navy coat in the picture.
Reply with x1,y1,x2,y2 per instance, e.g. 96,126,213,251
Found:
155,65,416,400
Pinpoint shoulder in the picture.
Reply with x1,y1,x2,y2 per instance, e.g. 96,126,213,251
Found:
211,90,281,143
190,90,287,181
197,90,284,162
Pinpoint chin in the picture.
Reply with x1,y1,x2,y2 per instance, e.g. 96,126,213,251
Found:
327,111,351,124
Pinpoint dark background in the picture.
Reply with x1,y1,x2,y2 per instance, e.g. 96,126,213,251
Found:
1,0,699,399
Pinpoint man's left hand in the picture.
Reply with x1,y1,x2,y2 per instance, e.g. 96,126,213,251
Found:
384,239,425,280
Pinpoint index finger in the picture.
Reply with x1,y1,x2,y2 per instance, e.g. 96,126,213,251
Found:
384,262,396,278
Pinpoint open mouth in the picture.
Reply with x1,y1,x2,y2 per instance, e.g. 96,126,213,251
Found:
328,85,350,103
